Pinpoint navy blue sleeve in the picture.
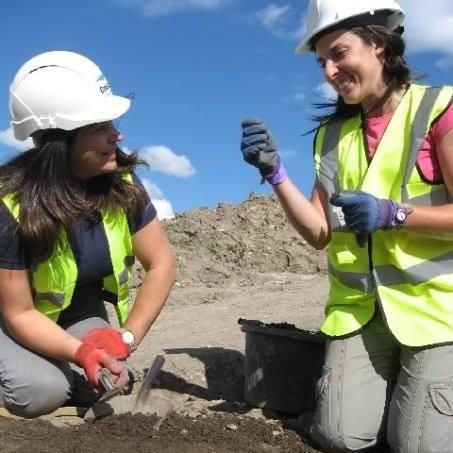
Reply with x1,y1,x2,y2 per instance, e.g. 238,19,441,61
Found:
0,203,30,269
129,172,157,234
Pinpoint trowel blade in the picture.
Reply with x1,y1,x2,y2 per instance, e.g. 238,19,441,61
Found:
132,354,165,413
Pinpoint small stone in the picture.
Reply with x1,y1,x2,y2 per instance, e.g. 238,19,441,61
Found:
272,430,282,436
181,429,188,435
226,423,238,431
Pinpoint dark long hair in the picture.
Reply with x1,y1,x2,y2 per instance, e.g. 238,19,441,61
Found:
312,25,413,125
0,129,148,263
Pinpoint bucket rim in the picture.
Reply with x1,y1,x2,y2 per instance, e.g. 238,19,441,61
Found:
239,319,326,344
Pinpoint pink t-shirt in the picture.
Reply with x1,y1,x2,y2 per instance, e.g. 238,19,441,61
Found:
365,104,453,183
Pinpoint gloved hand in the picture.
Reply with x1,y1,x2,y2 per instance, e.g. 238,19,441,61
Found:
330,190,397,235
81,327,131,359
240,117,287,185
74,344,129,390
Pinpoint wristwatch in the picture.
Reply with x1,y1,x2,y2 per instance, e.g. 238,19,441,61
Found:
394,202,413,228
120,328,138,352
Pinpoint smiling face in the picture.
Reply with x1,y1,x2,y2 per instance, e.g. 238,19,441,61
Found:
315,29,387,111
71,121,122,180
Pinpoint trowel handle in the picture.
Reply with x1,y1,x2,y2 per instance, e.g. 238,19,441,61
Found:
98,368,123,403
99,368,116,391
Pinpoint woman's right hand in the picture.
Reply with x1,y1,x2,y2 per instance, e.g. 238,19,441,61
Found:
74,343,129,390
240,118,280,173
81,327,131,358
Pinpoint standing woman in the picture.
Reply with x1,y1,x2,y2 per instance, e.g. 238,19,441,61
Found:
0,51,176,417
240,1,453,451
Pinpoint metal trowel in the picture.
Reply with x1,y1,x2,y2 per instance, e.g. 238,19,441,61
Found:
98,354,166,406
132,354,165,413
84,354,166,421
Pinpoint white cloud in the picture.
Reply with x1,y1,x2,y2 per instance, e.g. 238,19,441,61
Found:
108,0,231,16
0,127,33,151
142,178,175,219
400,0,453,57
435,56,453,71
141,145,196,177
283,85,306,105
315,82,337,101
142,179,163,199
294,86,305,103
256,3,299,40
152,199,175,220
280,149,296,159
257,4,291,28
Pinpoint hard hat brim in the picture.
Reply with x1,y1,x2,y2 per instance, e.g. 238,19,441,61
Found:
50,94,131,132
11,95,131,141
79,94,131,125
295,9,405,54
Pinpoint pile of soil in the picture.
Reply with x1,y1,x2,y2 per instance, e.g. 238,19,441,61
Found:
162,192,327,288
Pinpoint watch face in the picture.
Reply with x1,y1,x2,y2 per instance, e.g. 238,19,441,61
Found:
396,211,406,222
122,330,135,344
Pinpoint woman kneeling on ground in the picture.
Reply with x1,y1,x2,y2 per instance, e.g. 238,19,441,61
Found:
0,51,176,417
240,0,453,451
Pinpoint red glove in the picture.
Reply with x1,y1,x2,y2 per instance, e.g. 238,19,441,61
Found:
74,344,129,389
81,327,131,359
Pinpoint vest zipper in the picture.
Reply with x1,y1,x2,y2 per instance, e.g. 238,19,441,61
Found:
360,109,382,315
359,109,374,274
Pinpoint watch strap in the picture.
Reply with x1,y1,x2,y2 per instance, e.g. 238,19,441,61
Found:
393,202,413,229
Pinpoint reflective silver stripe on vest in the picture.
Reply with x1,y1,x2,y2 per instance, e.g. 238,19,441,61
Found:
328,263,374,293
118,267,128,285
407,187,449,206
35,292,65,307
118,255,134,285
402,87,450,203
317,119,342,197
330,249,453,291
317,119,346,231
374,250,453,287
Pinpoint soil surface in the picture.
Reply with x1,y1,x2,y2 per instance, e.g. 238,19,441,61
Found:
0,412,318,452
0,194,381,452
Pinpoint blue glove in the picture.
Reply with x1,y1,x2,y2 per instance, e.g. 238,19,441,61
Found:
330,190,397,235
240,117,287,185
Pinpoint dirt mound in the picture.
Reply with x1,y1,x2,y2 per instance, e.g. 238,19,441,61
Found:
161,193,327,287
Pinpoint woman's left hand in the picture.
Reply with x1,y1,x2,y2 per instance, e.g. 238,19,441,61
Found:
330,190,397,234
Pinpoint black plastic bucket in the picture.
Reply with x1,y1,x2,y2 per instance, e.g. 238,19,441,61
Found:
239,319,326,415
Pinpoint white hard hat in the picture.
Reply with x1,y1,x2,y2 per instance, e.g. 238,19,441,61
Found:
9,51,131,141
296,0,405,54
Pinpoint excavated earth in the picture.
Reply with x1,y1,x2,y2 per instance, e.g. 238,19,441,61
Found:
0,194,389,452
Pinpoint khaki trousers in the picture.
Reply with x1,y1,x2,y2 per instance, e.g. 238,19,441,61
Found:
311,311,453,453
0,315,110,417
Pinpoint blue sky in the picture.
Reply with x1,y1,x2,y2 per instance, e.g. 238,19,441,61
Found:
1,0,452,218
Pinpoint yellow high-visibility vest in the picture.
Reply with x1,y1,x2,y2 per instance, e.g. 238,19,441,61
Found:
1,173,135,326
314,84,453,346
